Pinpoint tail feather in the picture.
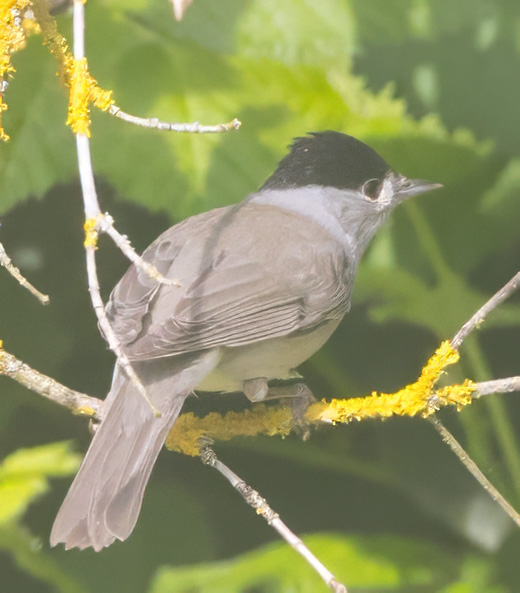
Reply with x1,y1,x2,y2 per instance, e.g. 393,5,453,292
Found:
51,351,219,551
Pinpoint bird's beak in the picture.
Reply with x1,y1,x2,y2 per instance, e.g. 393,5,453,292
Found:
396,177,443,201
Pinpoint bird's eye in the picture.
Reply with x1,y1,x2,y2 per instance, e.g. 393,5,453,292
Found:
362,178,381,200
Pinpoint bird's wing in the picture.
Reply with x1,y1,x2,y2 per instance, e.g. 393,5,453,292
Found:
107,202,351,360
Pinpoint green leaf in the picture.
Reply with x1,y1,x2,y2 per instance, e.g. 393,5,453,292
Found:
350,0,509,48
0,442,80,523
235,0,356,69
477,158,520,256
357,262,520,338
149,533,467,593
440,553,506,593
0,523,88,593
0,38,75,215
1,0,492,223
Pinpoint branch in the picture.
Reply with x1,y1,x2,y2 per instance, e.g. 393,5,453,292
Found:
3,336,520,532
200,446,347,593
0,345,102,418
108,105,241,134
84,240,161,417
96,213,181,287
442,271,520,528
1,344,518,453
473,376,520,397
0,346,346,589
1,338,517,445
71,0,162,417
3,1,238,289
0,241,49,304
30,0,240,138
451,271,520,349
428,417,520,528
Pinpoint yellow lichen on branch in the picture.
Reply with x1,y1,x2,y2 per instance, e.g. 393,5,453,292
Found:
65,56,114,136
0,0,30,78
30,0,72,86
166,341,476,456
1,0,114,139
308,341,474,424
65,56,113,135
33,0,115,136
308,379,474,425
166,405,294,456
66,57,91,135
84,217,99,248
0,0,39,140
32,0,114,135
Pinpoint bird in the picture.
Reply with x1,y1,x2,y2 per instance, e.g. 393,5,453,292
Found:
50,131,441,551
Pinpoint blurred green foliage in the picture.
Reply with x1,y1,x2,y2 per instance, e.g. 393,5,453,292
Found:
0,0,519,591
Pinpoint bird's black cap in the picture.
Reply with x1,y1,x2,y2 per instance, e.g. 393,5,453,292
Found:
260,131,391,192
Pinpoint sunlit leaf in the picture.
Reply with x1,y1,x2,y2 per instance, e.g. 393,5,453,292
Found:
0,442,80,523
149,533,493,593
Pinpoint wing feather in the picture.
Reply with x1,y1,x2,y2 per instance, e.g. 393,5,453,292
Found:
107,202,351,360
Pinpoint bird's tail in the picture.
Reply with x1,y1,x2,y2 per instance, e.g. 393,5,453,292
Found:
50,352,218,551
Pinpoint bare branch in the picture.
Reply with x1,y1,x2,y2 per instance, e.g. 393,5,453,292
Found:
428,416,520,528
451,271,520,349
71,0,163,416
84,245,160,417
200,446,347,593
0,346,102,419
0,241,49,304
108,105,241,134
473,376,520,397
98,214,181,287
2,338,518,446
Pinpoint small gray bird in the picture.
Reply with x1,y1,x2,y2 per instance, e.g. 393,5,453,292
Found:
51,131,440,551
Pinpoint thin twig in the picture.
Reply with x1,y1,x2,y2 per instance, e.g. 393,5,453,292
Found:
0,347,102,418
200,446,347,593
0,242,49,304
0,340,520,430
98,214,181,287
448,271,520,509
72,0,159,417
451,271,520,349
108,105,241,133
84,247,160,417
428,416,520,527
473,377,520,397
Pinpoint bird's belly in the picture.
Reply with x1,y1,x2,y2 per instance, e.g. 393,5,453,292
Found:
196,318,341,393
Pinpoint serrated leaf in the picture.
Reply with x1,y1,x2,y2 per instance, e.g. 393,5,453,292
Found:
0,39,75,215
235,0,356,68
0,0,497,226
350,0,421,43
